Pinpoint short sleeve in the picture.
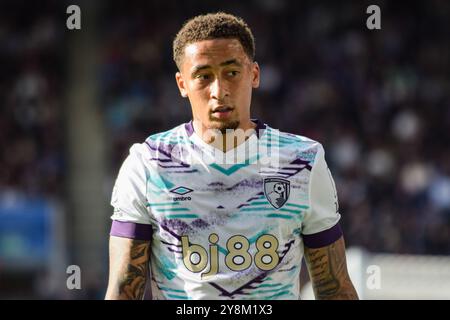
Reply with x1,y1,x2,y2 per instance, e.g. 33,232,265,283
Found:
301,144,342,247
110,144,153,240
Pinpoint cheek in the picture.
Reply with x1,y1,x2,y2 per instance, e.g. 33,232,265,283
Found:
195,91,211,105
234,81,252,101
187,82,207,98
188,90,210,114
190,82,210,97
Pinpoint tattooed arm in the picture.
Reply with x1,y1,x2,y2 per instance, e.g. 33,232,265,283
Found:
304,235,358,300
105,236,150,300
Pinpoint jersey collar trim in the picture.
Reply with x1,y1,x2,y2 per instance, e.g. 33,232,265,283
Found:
184,119,266,138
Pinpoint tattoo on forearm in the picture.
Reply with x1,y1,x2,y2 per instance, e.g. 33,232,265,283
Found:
118,240,150,299
304,237,358,300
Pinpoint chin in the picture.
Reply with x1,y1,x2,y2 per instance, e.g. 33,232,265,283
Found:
210,119,240,133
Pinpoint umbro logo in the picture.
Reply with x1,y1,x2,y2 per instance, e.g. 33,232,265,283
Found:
170,186,193,195
170,186,193,201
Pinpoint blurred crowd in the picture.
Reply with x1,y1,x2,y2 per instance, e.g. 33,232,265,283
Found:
0,1,65,201
0,2,67,298
0,0,449,276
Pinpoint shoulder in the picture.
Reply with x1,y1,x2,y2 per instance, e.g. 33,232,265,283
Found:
145,123,187,145
262,125,324,164
142,123,190,155
125,123,194,170
116,124,186,169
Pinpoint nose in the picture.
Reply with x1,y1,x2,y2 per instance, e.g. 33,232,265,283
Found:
210,77,228,101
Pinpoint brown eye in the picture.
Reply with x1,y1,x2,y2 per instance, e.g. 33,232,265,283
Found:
196,74,210,80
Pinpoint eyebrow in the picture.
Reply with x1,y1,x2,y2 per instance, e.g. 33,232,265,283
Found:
191,59,243,75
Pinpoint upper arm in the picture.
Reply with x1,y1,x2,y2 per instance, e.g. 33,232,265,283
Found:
302,144,340,237
110,144,151,224
303,236,358,300
105,235,151,300
107,144,154,299
301,144,357,299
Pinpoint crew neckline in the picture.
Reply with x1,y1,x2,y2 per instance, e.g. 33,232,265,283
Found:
184,119,267,158
184,118,266,138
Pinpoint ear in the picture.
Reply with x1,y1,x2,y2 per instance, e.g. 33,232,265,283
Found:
175,71,188,98
251,61,260,88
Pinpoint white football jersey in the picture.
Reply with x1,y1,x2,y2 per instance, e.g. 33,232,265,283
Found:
110,120,341,300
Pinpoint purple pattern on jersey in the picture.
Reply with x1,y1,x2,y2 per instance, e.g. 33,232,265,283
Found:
253,118,266,138
144,139,191,169
161,239,181,247
167,247,182,254
161,219,192,238
259,157,312,177
226,178,263,191
184,121,194,136
237,192,265,209
205,179,262,195
191,219,210,229
278,265,297,273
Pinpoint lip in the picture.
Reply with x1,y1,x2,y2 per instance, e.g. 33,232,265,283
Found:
212,105,233,113
211,105,234,119
212,110,233,119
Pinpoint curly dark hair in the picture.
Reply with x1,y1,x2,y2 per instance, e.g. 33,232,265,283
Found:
173,12,255,69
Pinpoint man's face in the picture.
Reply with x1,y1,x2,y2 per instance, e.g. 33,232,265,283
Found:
175,38,260,133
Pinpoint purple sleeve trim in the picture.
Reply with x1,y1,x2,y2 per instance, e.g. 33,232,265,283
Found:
302,223,343,248
110,220,153,241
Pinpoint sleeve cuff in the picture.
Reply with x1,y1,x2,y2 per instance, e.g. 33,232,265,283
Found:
110,220,153,241
302,223,343,248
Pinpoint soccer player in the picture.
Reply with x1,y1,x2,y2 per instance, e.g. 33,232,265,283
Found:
105,12,358,300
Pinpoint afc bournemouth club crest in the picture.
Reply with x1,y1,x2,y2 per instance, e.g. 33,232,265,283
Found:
264,177,290,209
